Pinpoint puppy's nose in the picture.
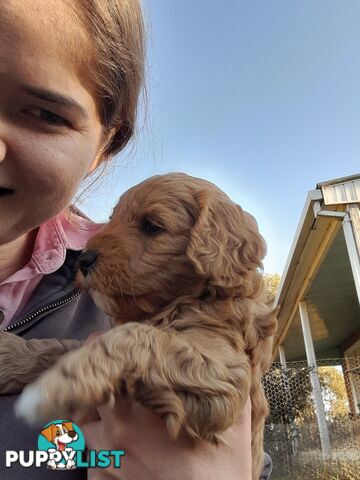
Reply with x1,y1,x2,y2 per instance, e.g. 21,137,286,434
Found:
68,430,77,438
78,250,98,276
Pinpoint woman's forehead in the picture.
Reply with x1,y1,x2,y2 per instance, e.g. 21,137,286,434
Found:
1,1,90,82
2,1,85,46
0,0,97,119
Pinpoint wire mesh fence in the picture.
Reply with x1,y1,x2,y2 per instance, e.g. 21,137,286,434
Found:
263,358,360,479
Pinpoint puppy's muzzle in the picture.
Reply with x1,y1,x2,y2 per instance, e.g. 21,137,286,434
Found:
78,250,98,277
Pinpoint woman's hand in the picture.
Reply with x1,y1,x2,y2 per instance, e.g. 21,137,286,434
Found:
79,395,252,480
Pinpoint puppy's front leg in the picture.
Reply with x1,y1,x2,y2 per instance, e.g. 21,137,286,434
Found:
16,323,250,444
0,332,81,394
15,323,162,423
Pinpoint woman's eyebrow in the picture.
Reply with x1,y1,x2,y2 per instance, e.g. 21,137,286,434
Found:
20,84,89,120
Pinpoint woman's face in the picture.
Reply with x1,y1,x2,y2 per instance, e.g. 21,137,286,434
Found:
0,0,105,244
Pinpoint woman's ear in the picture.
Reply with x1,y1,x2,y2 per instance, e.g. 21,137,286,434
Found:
186,191,267,295
88,127,118,174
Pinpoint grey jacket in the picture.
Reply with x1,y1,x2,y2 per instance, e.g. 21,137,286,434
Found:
0,249,272,479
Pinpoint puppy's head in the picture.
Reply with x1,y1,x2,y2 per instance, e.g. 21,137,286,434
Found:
77,173,266,322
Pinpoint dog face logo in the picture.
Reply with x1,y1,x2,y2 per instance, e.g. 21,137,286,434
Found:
38,420,85,470
41,421,78,451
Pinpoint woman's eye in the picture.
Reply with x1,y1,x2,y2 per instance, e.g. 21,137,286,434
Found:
141,219,165,235
28,108,70,126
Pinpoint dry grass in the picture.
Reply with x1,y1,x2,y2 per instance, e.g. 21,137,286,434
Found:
279,459,359,480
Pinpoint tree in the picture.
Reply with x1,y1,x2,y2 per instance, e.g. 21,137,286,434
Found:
263,364,314,425
263,273,281,303
318,366,349,418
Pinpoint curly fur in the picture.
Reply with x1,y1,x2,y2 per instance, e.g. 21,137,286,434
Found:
1,173,277,480
0,334,81,394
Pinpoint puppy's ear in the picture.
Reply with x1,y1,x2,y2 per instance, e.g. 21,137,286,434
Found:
40,425,55,443
63,421,73,431
187,191,266,295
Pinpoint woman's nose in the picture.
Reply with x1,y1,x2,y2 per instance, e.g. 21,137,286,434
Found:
78,250,98,276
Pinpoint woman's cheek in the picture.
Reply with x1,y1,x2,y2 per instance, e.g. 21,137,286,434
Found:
21,135,95,209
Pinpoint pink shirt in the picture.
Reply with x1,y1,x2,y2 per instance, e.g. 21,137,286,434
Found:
0,209,102,330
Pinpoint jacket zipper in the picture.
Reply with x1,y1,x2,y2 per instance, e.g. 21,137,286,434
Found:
3,288,82,333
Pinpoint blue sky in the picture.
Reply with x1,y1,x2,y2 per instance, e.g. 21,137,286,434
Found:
80,0,360,275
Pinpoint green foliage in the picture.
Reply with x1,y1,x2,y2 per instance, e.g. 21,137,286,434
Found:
263,272,281,302
318,366,349,417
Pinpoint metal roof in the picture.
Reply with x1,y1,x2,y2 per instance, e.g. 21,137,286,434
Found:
319,175,360,205
274,174,360,361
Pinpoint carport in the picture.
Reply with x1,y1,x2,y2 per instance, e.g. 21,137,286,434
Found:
273,174,360,456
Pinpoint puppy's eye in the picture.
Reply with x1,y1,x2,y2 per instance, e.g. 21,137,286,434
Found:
141,219,165,235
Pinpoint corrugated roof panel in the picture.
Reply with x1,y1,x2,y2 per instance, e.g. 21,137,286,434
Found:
322,178,360,205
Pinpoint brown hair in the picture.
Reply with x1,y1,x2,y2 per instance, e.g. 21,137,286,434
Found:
76,0,146,163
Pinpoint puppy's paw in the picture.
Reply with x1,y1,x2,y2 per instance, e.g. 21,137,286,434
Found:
15,384,50,425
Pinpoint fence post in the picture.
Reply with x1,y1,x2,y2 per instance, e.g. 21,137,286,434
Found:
279,345,299,455
299,301,331,458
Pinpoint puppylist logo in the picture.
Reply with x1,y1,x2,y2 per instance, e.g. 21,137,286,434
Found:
37,420,85,470
6,420,125,470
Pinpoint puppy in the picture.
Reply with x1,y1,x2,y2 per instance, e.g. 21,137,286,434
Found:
5,173,276,480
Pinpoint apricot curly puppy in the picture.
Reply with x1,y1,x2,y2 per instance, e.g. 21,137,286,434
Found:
12,173,277,480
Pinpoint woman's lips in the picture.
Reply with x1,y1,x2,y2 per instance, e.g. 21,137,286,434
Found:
0,187,14,197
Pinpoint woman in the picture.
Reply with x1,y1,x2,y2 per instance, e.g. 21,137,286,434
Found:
0,1,271,478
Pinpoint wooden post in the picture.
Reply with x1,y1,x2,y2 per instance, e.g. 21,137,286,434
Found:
347,204,360,256
299,301,331,457
279,345,287,368
343,208,360,305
